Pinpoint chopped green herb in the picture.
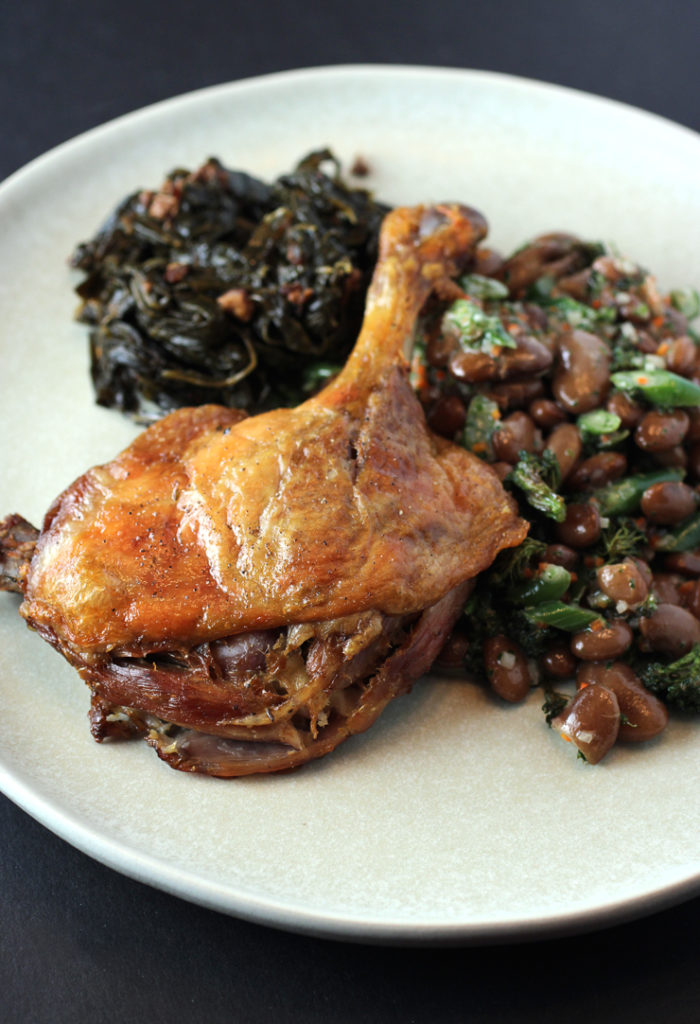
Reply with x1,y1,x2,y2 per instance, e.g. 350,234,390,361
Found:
442,298,516,353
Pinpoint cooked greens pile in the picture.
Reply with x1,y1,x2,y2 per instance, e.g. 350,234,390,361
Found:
71,150,387,419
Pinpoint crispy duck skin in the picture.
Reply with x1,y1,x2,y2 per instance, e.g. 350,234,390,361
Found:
0,203,527,775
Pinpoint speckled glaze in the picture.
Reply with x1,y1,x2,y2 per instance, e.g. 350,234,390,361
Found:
0,66,699,943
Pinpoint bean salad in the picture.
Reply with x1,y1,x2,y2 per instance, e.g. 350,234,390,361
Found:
414,231,700,763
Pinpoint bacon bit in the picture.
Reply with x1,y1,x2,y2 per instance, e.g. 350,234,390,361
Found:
148,192,180,221
217,287,255,321
164,262,189,284
282,283,314,308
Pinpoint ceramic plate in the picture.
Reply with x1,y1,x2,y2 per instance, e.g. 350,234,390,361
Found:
1,65,699,944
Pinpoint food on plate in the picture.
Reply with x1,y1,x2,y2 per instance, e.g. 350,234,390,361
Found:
70,150,387,420
415,232,700,762
5,147,700,769
0,203,526,776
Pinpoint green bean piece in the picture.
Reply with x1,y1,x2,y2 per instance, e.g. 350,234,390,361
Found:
511,563,572,605
577,409,622,440
594,468,684,515
653,511,700,552
522,601,602,632
610,368,700,408
507,451,566,522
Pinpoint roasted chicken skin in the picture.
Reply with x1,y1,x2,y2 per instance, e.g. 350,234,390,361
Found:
1,203,527,775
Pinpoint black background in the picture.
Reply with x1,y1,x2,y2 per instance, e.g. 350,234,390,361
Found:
1,2,699,1021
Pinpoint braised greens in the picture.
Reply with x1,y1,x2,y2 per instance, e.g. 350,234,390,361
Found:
71,150,387,419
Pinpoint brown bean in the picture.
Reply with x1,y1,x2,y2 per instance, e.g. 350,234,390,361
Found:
636,329,661,354
639,602,700,656
576,661,668,743
682,579,700,620
556,502,601,548
435,630,470,669
544,543,579,571
497,335,553,379
473,247,505,277
596,559,649,609
630,556,654,588
552,684,620,763
635,409,689,452
552,329,611,414
666,335,697,376
448,348,497,383
541,643,577,679
529,398,566,430
492,411,537,463
488,378,545,410
606,390,644,429
501,233,582,297
686,408,700,442
567,451,628,491
483,635,532,703
545,422,582,482
664,550,700,575
425,332,456,368
557,268,591,301
651,573,684,605
649,444,687,469
641,480,697,525
427,394,467,438
570,618,633,660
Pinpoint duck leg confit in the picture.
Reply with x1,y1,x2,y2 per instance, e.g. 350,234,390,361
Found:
0,204,527,776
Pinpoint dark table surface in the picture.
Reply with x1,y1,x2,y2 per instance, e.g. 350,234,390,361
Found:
1,2,699,1022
